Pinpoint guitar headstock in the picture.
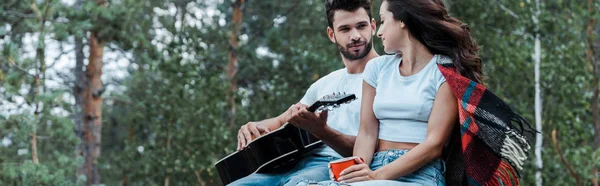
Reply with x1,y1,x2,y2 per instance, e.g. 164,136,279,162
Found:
308,92,357,112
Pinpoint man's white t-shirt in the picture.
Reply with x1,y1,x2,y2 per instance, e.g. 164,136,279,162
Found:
299,68,363,158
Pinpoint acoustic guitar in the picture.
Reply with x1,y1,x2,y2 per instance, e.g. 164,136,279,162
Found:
214,93,356,185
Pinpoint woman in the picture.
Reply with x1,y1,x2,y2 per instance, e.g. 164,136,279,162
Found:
301,1,532,186
333,0,482,185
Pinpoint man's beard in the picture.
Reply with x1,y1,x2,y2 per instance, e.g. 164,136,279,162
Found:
337,38,373,60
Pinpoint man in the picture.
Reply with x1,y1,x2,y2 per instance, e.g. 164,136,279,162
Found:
229,0,378,185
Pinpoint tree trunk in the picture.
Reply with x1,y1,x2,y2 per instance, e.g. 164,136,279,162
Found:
73,35,85,150
586,1,599,185
533,0,543,185
73,0,89,182
31,0,53,165
73,33,86,182
32,75,40,165
32,48,42,165
73,0,105,185
592,85,599,186
78,0,106,183
79,31,104,186
227,0,245,129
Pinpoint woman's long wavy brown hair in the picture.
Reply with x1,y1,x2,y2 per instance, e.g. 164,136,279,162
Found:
385,0,483,83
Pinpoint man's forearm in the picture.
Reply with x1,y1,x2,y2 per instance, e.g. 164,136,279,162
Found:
312,126,356,157
258,117,286,131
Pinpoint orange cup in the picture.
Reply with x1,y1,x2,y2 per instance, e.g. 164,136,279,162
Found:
328,157,359,182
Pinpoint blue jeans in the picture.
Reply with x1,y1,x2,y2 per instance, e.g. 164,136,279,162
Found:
227,154,337,186
297,149,446,186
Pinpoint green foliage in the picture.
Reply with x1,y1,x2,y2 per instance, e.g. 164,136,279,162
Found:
1,1,80,185
0,160,77,186
450,0,599,185
1,0,598,185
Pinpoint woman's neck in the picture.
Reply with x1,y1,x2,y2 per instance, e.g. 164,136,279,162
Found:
399,42,434,76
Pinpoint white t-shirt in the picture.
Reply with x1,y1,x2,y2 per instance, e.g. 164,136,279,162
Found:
362,54,447,143
299,68,363,158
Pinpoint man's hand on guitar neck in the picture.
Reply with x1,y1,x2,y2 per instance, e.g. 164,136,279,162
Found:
288,104,328,133
290,103,356,157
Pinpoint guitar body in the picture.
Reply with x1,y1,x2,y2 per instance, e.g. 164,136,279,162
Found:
214,124,322,185
214,93,356,185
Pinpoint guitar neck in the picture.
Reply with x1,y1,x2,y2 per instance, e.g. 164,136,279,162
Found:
307,93,355,113
307,103,321,112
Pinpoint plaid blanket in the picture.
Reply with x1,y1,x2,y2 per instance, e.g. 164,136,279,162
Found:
436,56,535,186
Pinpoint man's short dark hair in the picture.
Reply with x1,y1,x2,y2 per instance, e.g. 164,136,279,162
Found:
325,0,372,28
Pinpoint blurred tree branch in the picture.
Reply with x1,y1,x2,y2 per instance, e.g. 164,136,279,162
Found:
3,58,37,78
551,129,582,186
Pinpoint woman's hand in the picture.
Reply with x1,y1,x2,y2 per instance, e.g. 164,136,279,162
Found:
338,157,379,183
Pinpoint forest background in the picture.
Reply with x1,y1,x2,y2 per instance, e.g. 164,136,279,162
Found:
1,0,599,185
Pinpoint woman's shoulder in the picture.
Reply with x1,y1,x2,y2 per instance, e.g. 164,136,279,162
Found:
367,54,400,70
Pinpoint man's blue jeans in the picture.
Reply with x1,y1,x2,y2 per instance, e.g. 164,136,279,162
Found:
227,154,337,186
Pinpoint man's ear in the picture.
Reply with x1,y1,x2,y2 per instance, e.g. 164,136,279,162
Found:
371,18,377,36
327,27,336,43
